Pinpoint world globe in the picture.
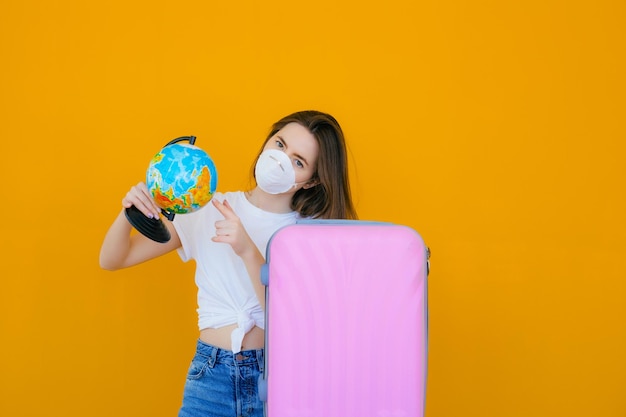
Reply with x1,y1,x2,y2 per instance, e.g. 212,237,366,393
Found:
146,142,218,216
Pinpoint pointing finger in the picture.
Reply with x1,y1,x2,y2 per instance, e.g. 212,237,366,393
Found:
212,198,238,220
223,199,235,212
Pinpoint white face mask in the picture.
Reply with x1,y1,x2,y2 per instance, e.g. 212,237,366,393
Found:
255,149,299,194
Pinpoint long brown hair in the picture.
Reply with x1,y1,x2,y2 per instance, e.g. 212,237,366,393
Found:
252,110,357,220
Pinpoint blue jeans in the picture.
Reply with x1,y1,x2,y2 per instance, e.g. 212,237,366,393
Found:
178,340,264,417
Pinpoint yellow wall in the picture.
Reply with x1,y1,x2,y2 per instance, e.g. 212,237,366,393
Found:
1,1,624,416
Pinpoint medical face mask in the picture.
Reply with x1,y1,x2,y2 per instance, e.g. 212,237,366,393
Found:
254,149,299,194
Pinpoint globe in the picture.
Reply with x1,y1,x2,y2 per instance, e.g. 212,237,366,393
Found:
146,142,218,216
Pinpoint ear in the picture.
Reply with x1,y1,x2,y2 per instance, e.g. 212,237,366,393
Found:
302,179,319,189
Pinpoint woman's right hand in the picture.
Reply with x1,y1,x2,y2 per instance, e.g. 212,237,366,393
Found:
100,182,181,271
122,182,162,219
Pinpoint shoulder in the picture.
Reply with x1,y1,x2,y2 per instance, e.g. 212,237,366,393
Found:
216,190,243,201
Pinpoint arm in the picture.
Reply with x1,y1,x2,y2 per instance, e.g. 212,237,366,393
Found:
236,242,266,311
211,199,266,310
99,182,181,270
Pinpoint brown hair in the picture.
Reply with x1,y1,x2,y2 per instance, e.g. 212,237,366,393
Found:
253,110,357,219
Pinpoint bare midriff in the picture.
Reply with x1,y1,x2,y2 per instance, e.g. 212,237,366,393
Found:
199,325,265,351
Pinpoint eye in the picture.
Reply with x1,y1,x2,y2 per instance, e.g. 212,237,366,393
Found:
275,140,284,148
294,159,304,168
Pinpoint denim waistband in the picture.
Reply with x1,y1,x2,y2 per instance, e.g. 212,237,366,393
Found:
195,339,264,371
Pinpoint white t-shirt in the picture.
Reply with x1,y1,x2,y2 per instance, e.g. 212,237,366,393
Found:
173,191,298,353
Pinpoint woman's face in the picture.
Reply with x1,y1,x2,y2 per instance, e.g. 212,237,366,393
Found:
263,122,319,187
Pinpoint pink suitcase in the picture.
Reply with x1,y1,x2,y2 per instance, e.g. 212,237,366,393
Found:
259,220,429,417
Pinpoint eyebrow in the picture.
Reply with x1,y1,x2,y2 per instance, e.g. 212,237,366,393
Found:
277,135,309,166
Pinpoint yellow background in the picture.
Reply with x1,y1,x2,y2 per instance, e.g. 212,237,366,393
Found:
1,1,624,416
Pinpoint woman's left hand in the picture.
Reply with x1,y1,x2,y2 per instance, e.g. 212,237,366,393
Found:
212,199,256,258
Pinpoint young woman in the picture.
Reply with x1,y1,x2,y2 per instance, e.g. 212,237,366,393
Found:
99,110,357,417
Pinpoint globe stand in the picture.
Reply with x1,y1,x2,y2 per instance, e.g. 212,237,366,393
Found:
124,205,172,243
